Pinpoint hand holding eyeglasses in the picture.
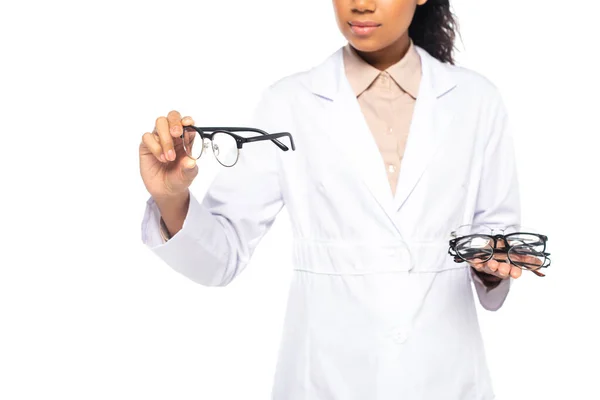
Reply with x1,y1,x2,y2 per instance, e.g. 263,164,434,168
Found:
139,110,200,201
448,224,551,280
139,110,295,202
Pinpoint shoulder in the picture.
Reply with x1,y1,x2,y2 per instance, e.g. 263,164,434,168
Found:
412,46,508,115
439,62,511,140
251,70,309,118
418,48,511,137
443,62,507,111
260,47,342,100
449,63,498,90
250,65,318,131
417,52,511,130
260,69,314,101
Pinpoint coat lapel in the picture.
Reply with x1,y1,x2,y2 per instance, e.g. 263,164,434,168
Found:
392,47,457,212
308,48,399,232
306,45,458,233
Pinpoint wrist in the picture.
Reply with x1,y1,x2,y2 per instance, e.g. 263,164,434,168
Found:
153,190,190,238
472,267,503,289
153,189,189,208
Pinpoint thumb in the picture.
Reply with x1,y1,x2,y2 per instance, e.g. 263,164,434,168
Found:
180,156,199,183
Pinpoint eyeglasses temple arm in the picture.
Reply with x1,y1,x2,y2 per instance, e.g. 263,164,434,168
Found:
245,132,296,151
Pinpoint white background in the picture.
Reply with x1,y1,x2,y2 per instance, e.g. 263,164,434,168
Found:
1,1,598,399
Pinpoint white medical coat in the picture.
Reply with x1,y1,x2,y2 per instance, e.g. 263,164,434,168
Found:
141,45,520,400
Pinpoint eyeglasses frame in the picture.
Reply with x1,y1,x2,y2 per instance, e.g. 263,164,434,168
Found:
448,232,551,277
180,126,296,167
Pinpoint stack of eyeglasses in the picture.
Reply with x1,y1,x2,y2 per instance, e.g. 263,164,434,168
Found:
448,224,551,277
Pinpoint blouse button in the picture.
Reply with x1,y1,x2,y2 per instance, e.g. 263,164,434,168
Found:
387,164,396,173
380,73,389,85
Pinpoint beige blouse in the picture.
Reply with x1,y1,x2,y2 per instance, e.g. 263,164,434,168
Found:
343,39,421,197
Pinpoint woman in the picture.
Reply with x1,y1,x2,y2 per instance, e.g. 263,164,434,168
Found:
139,0,522,398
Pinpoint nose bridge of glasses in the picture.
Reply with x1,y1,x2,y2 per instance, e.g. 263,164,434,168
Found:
492,234,509,247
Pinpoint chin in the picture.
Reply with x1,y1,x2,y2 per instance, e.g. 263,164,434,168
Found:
346,38,386,54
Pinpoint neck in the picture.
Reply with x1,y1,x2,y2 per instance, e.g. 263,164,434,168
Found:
354,34,411,71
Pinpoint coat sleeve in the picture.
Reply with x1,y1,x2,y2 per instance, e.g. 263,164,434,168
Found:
470,90,521,311
140,86,287,286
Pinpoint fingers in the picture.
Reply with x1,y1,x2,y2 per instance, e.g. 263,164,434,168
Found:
496,261,511,278
182,116,195,126
486,258,499,273
524,254,543,269
147,111,194,164
167,110,183,137
510,266,522,279
142,131,167,163
469,253,527,280
470,262,483,272
177,155,199,188
472,258,519,280
155,116,175,161
182,156,198,176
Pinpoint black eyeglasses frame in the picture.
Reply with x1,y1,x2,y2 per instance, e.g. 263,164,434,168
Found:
448,232,551,277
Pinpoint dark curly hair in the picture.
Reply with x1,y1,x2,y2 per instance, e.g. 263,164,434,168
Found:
409,0,460,65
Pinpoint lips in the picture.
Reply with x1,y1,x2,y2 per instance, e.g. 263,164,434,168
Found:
349,21,381,28
348,21,381,36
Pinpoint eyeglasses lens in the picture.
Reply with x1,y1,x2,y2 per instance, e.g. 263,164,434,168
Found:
212,131,239,167
182,127,203,159
508,243,546,271
456,235,494,264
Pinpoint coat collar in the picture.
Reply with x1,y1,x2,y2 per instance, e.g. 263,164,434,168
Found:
305,45,458,238
308,44,457,103
343,39,421,99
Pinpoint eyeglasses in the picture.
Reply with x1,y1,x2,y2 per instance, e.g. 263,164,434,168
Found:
448,224,551,277
180,126,296,167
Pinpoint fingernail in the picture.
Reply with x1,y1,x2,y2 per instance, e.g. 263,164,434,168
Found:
167,149,175,161
160,154,166,163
